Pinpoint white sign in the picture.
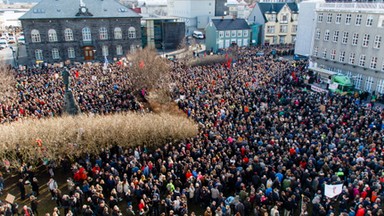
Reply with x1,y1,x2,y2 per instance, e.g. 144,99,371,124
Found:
310,85,328,93
324,184,343,198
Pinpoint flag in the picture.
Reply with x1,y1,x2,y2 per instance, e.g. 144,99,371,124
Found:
139,60,145,69
75,71,79,79
324,184,343,198
103,56,109,70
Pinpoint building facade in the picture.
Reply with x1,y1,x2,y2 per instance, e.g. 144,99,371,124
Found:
248,2,298,45
311,3,384,93
167,0,215,33
19,0,141,64
205,18,250,53
141,17,185,50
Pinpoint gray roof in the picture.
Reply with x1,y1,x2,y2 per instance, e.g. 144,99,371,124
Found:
211,18,250,31
258,2,298,22
20,0,141,20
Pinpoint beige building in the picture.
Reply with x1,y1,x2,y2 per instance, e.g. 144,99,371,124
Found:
248,2,298,45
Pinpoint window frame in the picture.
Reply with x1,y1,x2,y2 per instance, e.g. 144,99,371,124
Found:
31,29,41,43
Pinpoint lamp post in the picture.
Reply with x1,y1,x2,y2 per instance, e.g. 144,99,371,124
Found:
9,46,17,68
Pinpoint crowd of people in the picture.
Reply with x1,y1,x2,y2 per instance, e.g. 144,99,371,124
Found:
0,45,384,216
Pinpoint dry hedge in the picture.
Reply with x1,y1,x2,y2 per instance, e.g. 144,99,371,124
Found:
0,113,198,168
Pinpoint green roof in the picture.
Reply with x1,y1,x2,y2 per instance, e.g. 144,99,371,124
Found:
20,0,141,20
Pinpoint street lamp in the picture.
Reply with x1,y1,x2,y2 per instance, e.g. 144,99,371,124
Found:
9,46,17,68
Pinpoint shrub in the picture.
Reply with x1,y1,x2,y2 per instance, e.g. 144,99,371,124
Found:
0,112,198,168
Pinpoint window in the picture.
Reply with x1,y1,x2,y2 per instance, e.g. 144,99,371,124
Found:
362,34,370,47
281,14,288,23
48,29,57,42
269,14,276,22
318,13,323,22
342,32,348,44
349,53,355,64
324,30,330,41
279,36,285,44
377,80,384,94
383,60,384,71
99,27,108,40
64,28,74,41
82,27,92,41
128,27,136,39
102,45,108,56
330,49,336,60
354,74,363,90
130,44,136,53
313,46,318,57
292,25,297,33
339,51,345,62
116,45,123,55
280,25,288,33
359,54,366,67
365,77,374,92
35,49,43,60
225,31,230,37
219,31,224,38
243,30,248,37
31,29,41,43
315,29,320,40
237,30,242,37
267,26,275,34
322,48,327,58
68,47,75,59
374,35,381,49
355,14,362,26
327,13,332,23
291,36,296,43
345,14,352,24
243,39,248,46
231,30,236,37
52,48,60,59
273,36,278,44
352,33,359,46
333,31,339,42
336,13,342,23
366,16,373,26
114,27,122,39
370,57,377,69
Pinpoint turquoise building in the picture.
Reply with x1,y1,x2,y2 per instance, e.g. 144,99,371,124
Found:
205,18,251,53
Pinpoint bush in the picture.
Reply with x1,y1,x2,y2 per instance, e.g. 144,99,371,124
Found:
189,55,227,66
0,112,198,168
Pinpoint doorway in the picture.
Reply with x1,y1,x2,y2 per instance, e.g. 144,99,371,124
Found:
83,46,95,61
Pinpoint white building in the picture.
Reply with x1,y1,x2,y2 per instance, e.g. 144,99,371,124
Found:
294,0,324,57
310,3,384,93
226,0,251,19
167,0,215,34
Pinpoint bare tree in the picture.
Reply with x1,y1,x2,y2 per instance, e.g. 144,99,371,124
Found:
127,47,171,103
0,63,16,100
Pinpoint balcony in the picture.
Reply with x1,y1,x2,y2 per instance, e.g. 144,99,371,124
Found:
80,40,94,47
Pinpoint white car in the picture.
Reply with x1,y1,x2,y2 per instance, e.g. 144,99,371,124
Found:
192,30,205,39
0,39,8,49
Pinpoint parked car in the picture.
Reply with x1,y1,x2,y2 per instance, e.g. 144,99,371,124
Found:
17,36,25,44
0,39,8,49
8,36,16,44
192,30,204,39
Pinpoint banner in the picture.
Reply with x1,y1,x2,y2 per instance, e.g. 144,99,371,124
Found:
324,184,343,198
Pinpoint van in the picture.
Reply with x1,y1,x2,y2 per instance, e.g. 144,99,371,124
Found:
192,30,204,39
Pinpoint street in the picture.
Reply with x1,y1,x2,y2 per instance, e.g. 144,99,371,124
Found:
0,44,27,67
